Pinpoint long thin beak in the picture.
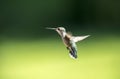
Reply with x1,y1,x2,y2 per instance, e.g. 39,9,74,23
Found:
46,27,57,31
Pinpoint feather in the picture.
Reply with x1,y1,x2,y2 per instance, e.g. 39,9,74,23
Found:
67,32,72,36
71,35,90,43
68,40,77,59
69,47,77,59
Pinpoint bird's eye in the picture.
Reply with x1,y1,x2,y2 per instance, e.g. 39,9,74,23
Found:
58,28,60,30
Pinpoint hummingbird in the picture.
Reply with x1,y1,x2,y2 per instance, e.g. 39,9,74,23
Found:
46,27,90,59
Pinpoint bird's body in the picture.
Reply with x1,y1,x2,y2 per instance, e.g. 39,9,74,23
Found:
61,33,78,58
62,33,71,47
46,27,90,59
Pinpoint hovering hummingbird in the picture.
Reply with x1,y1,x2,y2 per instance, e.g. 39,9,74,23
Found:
46,27,90,59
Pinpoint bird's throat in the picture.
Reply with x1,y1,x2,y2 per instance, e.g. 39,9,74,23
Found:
61,32,66,38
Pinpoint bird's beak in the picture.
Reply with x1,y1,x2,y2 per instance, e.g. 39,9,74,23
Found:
46,27,57,31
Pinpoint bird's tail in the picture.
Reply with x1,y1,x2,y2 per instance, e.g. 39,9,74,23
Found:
69,47,77,59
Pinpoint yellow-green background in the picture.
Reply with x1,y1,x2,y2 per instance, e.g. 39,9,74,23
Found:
0,0,120,79
1,35,120,79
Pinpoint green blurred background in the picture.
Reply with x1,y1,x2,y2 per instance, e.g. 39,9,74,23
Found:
0,0,120,79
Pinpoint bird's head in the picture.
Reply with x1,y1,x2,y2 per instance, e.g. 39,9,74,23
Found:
57,27,66,32
46,27,66,37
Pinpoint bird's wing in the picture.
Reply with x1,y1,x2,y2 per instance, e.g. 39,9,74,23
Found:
67,32,72,36
69,47,77,59
71,35,90,43
67,46,77,59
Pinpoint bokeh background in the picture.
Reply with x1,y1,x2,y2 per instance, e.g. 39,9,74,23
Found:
0,0,120,79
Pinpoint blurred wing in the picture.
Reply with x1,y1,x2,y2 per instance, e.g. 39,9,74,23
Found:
72,35,90,42
67,32,72,36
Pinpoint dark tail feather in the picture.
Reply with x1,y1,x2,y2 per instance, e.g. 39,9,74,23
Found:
69,47,77,59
